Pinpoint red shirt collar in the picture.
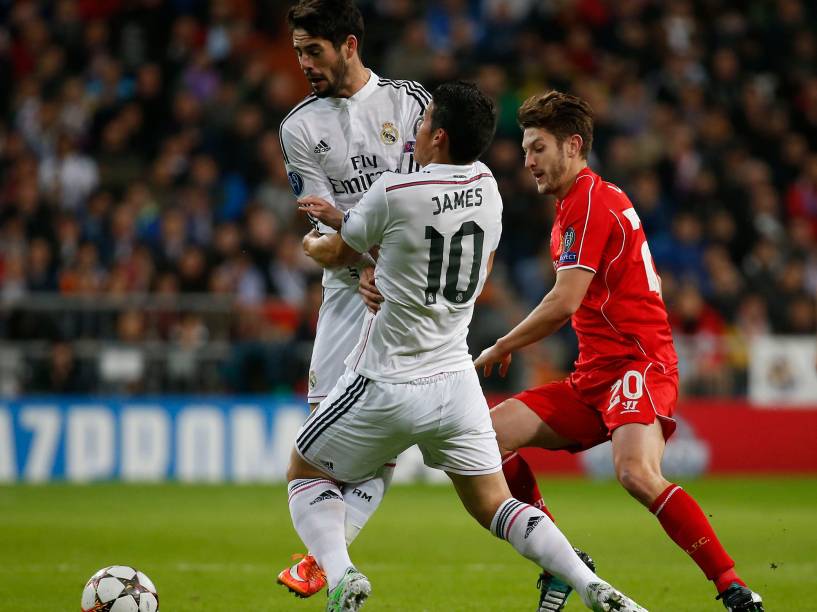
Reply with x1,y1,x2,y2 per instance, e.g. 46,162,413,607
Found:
556,166,595,206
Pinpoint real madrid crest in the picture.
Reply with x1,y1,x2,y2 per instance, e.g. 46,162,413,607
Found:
381,121,399,145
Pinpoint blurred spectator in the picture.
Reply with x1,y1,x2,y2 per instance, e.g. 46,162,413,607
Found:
786,153,817,238
38,132,99,211
29,340,95,393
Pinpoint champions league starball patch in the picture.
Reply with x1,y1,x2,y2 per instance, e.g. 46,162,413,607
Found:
288,171,305,196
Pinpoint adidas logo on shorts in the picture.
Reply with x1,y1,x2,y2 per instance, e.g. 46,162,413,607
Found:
524,516,543,539
310,489,342,505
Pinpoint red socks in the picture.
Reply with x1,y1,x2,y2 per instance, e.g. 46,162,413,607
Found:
650,484,744,593
501,452,555,522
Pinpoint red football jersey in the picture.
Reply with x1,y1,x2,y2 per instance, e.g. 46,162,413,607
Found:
550,167,678,373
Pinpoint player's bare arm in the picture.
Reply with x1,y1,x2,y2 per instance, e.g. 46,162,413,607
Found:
474,267,593,377
301,229,360,267
296,230,360,268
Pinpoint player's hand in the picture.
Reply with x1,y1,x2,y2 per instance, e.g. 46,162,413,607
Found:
474,343,512,378
298,196,343,230
359,267,384,313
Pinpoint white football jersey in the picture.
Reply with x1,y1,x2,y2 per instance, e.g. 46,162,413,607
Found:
340,161,503,382
280,71,428,288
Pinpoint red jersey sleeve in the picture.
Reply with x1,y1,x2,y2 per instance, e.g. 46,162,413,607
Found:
555,174,614,273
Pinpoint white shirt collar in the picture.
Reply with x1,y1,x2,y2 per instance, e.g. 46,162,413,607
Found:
420,162,477,173
325,70,379,107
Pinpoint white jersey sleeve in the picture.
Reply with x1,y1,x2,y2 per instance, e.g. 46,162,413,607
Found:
340,176,389,254
279,95,336,233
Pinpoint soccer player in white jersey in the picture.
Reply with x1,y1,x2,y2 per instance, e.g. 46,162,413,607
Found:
277,0,428,597
286,81,648,612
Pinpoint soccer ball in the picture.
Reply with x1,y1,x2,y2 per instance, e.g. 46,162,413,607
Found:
81,565,159,612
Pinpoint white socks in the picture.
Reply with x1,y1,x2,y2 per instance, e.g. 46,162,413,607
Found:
342,462,395,544
288,478,352,590
288,463,394,590
490,498,598,604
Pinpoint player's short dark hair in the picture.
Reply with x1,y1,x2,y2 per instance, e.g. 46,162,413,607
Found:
517,91,594,158
287,0,365,54
430,81,497,164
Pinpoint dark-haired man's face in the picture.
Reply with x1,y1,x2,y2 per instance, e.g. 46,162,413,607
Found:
522,128,569,195
413,103,434,167
292,29,349,98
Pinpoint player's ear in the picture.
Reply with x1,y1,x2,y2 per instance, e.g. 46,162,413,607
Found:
432,127,447,150
344,35,358,59
567,134,583,159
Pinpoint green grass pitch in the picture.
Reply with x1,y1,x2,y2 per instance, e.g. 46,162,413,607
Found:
0,478,813,611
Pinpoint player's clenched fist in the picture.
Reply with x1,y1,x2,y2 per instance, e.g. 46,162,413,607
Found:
474,343,513,378
298,196,343,230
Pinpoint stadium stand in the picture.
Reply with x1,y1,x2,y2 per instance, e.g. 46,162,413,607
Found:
0,0,815,397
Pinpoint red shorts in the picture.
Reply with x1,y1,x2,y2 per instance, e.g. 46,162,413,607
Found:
514,361,678,452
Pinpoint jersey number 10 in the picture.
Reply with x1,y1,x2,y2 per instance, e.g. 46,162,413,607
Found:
424,221,484,305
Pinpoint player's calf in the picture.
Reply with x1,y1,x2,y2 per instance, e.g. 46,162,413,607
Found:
487,498,647,611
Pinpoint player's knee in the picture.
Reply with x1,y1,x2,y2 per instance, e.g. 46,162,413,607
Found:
615,460,660,502
286,453,322,482
285,462,300,482
462,494,504,530
473,500,502,530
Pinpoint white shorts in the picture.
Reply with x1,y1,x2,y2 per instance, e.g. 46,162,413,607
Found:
295,368,502,483
308,286,367,403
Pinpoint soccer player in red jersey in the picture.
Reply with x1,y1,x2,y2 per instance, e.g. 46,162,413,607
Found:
474,91,764,612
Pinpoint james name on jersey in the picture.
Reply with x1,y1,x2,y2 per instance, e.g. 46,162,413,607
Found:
432,186,483,215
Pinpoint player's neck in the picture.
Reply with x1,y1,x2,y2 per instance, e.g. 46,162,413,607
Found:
336,63,370,98
555,160,589,199
426,152,455,166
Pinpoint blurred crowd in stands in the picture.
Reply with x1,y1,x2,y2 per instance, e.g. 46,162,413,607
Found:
0,0,815,396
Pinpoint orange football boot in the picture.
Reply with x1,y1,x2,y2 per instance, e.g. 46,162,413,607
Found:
277,554,327,598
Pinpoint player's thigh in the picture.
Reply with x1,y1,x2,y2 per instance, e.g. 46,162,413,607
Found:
498,379,608,452
295,370,411,483
418,369,503,477
490,398,574,454
308,287,367,402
